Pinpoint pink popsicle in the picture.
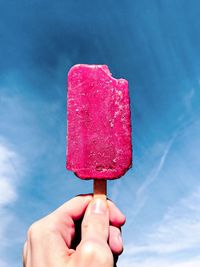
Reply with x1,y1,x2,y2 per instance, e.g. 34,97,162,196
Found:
66,64,132,180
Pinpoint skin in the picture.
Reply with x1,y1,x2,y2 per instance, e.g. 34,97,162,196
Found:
23,195,126,267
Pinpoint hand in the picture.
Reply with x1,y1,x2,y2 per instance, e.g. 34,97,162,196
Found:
23,195,126,267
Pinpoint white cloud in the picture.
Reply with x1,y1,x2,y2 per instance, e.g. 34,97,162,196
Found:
0,139,22,206
0,138,24,248
0,259,9,267
0,178,17,205
119,256,200,267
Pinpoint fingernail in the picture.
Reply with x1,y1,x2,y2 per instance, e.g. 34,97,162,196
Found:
91,199,107,214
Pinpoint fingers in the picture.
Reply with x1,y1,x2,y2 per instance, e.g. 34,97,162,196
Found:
108,200,126,227
78,198,125,256
23,195,93,267
107,199,125,255
54,194,93,220
108,225,123,255
65,196,125,257
54,194,125,227
48,194,93,248
23,195,125,267
74,198,113,267
81,198,109,242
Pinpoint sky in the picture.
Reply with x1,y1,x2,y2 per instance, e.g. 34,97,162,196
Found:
0,0,200,266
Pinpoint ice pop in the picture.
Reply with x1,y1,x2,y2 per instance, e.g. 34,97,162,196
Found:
66,64,132,183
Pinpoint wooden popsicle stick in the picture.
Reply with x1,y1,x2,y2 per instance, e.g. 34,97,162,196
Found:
94,179,107,200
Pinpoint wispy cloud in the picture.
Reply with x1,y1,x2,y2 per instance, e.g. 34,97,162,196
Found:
120,117,200,267
137,135,175,197
121,186,200,265
183,88,195,111
123,135,177,221
110,134,177,219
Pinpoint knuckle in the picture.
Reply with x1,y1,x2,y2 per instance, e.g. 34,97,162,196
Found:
81,220,89,232
27,221,40,240
27,216,59,242
79,240,113,264
82,217,107,235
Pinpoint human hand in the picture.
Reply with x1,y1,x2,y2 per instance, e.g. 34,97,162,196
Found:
23,195,126,267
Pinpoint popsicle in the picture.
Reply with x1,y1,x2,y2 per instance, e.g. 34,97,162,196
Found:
66,64,132,196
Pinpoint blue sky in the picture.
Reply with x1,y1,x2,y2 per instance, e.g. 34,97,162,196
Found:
0,0,200,266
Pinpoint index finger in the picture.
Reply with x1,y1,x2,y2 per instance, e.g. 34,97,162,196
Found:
53,194,93,220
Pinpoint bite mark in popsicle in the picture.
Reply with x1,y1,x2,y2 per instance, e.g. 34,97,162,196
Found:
66,64,132,180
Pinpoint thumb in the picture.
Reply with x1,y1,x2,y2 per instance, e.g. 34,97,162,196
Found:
82,198,109,242
74,198,113,267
